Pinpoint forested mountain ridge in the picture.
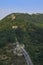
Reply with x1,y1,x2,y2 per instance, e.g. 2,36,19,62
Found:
0,13,43,65
0,13,43,30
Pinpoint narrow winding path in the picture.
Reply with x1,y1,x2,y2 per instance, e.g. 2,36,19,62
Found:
13,41,34,65
22,48,33,65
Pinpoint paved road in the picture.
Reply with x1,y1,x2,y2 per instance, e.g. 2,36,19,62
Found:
22,48,34,65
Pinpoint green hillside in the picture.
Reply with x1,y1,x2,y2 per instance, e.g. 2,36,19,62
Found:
0,13,43,65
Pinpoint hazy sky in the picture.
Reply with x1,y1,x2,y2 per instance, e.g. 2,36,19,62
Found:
0,0,43,19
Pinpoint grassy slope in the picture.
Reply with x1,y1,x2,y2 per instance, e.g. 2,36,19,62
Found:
0,13,43,65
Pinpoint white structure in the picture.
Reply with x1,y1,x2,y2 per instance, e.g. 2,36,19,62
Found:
11,14,16,20
12,26,18,29
13,42,25,56
8,14,16,20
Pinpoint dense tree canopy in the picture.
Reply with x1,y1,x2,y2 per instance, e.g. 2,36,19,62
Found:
0,13,43,65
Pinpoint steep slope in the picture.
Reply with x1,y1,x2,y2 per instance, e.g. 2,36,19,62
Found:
0,13,43,65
